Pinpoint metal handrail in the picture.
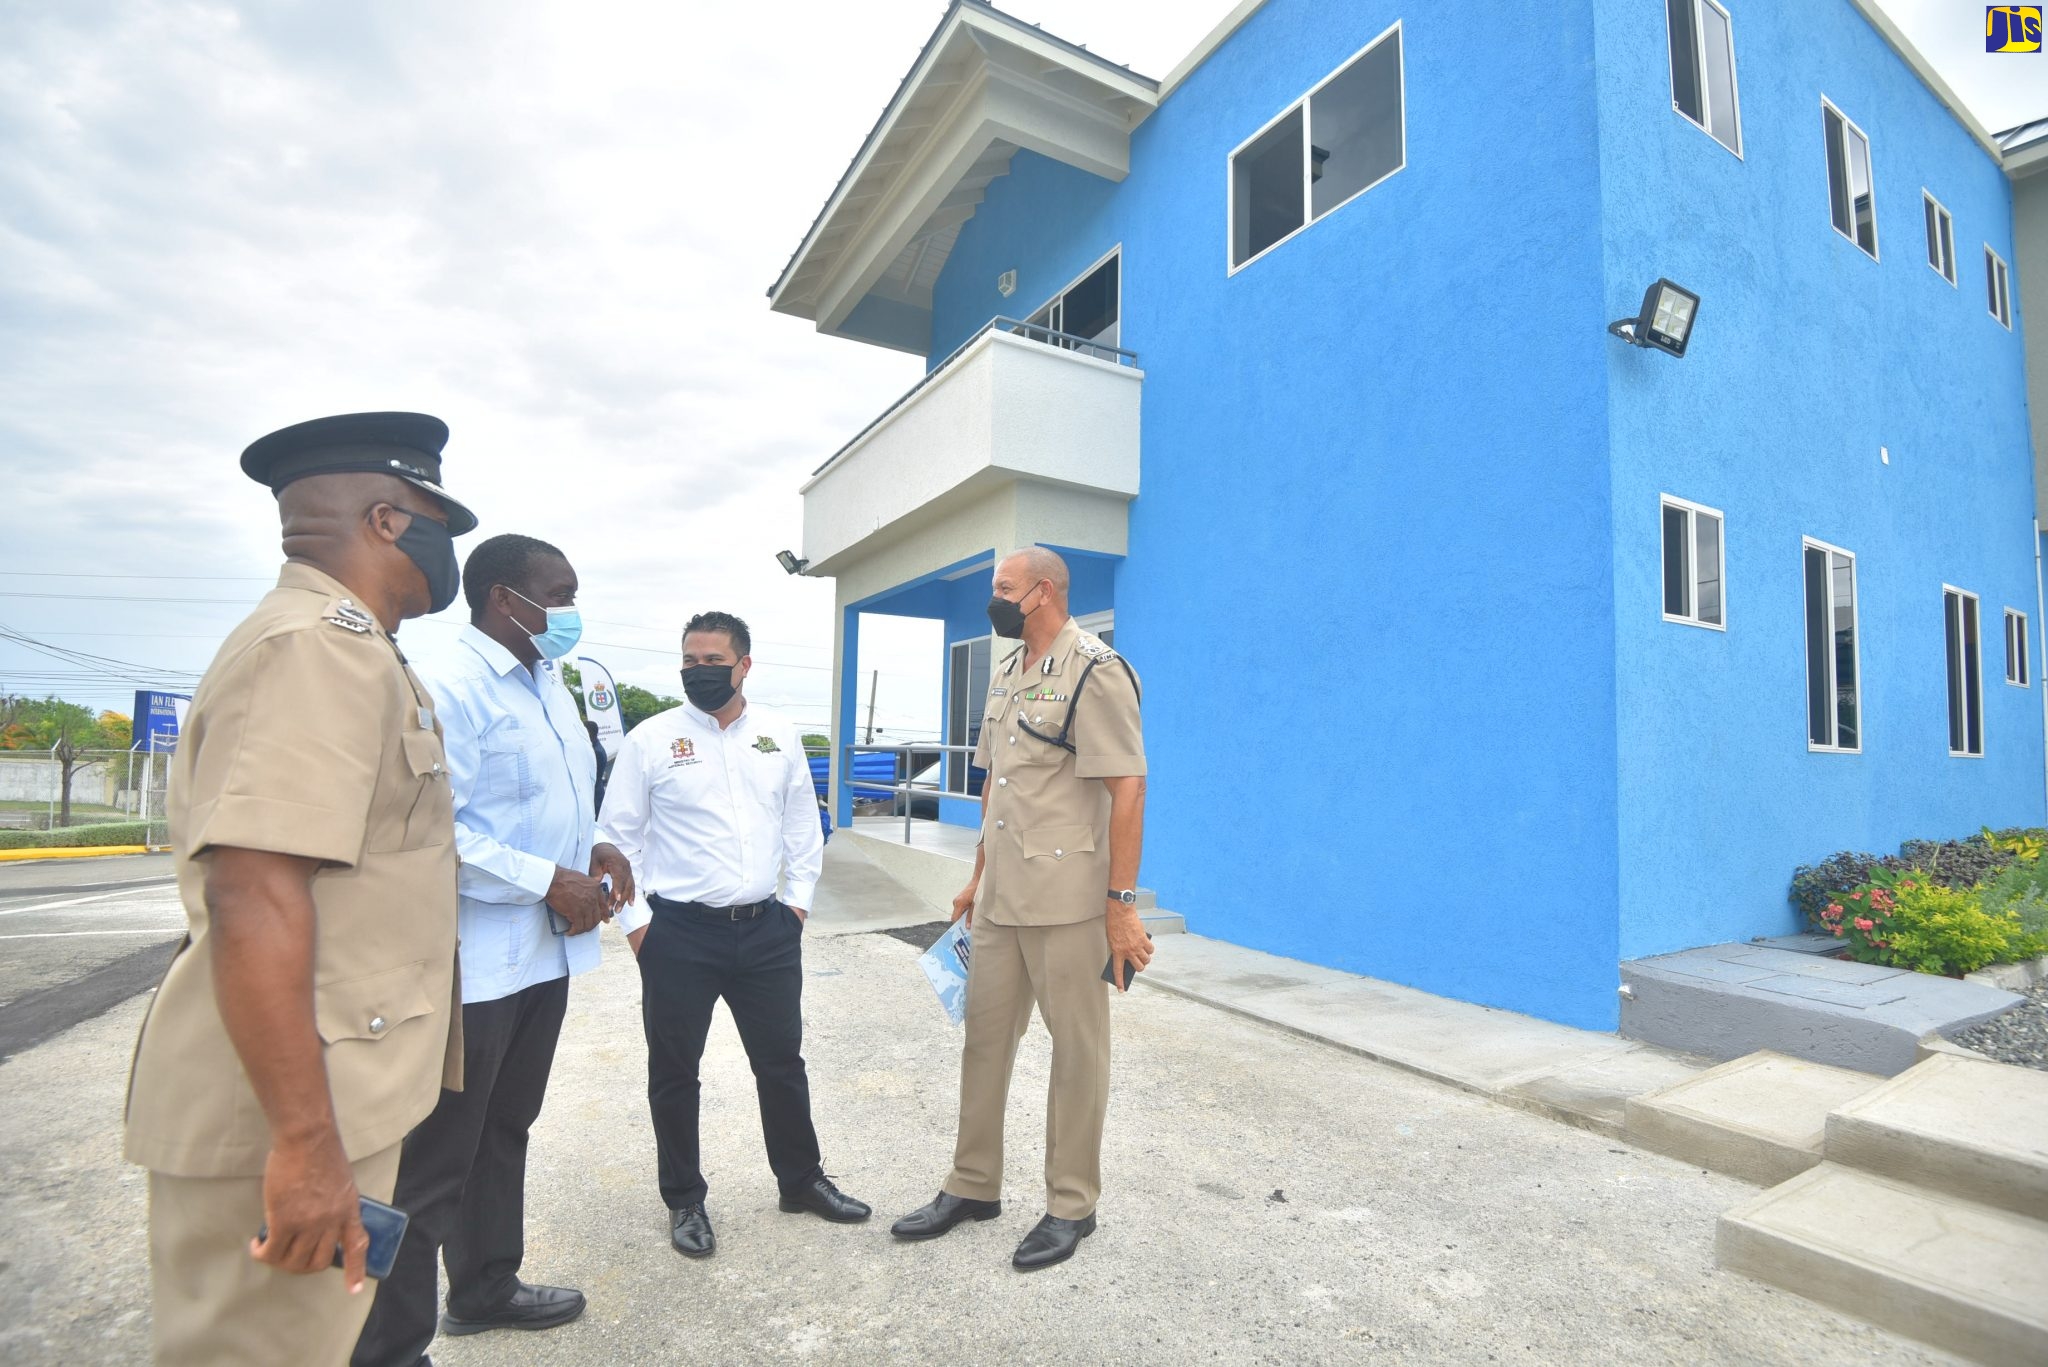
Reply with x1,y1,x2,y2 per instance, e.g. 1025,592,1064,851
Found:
839,742,982,842
808,317,1140,479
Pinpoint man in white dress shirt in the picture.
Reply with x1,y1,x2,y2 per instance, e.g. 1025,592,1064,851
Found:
353,534,634,1367
600,610,870,1258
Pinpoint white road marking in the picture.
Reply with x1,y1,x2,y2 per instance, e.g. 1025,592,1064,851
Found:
0,929,185,940
0,886,179,918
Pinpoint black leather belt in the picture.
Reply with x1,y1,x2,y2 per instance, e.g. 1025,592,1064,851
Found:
648,893,779,921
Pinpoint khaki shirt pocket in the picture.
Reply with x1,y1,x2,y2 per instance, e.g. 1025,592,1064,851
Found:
1017,824,1096,862
369,728,453,853
315,960,437,1044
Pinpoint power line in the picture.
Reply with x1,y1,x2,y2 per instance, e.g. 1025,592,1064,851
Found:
0,571,276,581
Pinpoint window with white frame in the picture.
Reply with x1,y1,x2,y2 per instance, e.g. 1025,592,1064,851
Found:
1822,100,1877,259
1666,0,1742,154
1922,192,1956,284
1945,588,1984,756
1803,540,1860,751
1661,497,1725,627
1023,250,1120,354
945,636,992,793
2005,608,2030,688
1229,23,1404,270
1985,247,2012,328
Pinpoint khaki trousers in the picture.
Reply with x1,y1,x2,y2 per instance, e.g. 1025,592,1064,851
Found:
147,1143,402,1367
944,914,1110,1220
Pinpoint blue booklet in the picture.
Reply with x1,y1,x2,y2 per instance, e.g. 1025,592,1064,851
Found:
919,920,972,1026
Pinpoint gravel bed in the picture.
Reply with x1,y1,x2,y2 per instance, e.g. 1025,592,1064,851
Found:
1950,980,2048,1071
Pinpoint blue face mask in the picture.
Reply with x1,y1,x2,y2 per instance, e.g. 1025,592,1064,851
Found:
507,588,583,660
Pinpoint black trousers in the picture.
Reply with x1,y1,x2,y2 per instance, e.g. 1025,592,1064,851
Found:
350,975,569,1367
639,896,822,1210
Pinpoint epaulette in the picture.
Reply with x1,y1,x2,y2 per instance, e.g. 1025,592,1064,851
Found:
321,598,377,635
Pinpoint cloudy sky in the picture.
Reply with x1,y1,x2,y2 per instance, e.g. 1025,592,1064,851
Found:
0,0,2039,741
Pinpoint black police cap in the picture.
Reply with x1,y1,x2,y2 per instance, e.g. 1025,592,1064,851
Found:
240,412,478,535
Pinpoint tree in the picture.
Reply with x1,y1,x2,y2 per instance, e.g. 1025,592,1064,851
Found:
18,697,114,828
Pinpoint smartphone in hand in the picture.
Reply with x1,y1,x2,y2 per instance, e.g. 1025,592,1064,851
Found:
1102,933,1154,991
256,1194,410,1280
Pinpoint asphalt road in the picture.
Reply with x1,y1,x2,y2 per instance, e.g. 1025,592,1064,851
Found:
0,854,181,1062
0,844,1957,1367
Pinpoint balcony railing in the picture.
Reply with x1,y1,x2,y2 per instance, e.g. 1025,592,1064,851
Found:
810,317,1139,480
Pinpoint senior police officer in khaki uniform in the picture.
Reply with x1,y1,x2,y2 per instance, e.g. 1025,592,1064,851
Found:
123,413,476,1367
891,546,1149,1271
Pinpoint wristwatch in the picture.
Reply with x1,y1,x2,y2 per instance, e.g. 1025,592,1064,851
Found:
1108,888,1138,906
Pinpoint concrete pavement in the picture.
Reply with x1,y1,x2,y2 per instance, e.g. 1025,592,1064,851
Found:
0,840,1960,1366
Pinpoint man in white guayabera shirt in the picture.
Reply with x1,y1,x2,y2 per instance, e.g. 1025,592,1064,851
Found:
599,610,869,1261
353,533,634,1367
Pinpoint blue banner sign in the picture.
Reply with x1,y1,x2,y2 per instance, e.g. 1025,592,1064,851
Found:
131,690,191,750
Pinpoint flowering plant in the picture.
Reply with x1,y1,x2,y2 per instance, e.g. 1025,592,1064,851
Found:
1821,866,2042,975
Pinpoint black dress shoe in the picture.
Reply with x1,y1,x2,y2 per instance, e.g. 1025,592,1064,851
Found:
890,1191,1002,1241
1012,1213,1095,1271
670,1204,715,1258
778,1175,872,1223
439,1281,586,1336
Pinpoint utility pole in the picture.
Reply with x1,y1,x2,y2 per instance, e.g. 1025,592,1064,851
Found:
863,670,879,744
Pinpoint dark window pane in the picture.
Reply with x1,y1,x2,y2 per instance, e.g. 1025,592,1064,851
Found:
1946,593,1966,752
1940,212,1955,279
1233,107,1305,265
1846,127,1876,255
1700,2,1738,149
1805,547,1831,745
1668,0,1703,124
1695,512,1723,625
1832,554,1858,748
1926,198,1942,271
1060,256,1118,348
1663,505,1691,617
1963,598,1982,753
1309,30,1403,218
1824,108,1850,236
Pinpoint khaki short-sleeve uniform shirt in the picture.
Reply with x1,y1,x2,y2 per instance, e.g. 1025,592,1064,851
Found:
972,616,1144,928
123,563,462,1178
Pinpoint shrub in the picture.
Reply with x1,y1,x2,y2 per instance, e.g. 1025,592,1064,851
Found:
1895,833,2014,890
1980,859,2048,944
1986,826,2047,863
0,820,150,851
1820,868,2044,975
1791,850,1906,923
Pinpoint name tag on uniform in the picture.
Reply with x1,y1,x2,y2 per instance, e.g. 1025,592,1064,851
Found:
418,707,434,731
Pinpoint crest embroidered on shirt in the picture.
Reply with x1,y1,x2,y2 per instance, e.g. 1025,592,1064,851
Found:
753,735,781,754
671,738,695,761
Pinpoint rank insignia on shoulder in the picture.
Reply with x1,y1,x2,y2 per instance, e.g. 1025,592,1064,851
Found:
753,735,781,754
330,600,375,627
1077,638,1111,659
323,613,372,634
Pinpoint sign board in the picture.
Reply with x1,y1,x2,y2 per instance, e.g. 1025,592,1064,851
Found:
131,690,191,751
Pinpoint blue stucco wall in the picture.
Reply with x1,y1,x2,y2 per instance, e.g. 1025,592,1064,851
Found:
1593,0,2045,958
934,0,1625,1029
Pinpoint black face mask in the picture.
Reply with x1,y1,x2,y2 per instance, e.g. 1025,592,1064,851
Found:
395,510,461,615
986,585,1038,640
681,662,739,712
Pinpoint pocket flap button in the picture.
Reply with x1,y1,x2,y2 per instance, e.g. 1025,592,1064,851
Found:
369,1016,387,1034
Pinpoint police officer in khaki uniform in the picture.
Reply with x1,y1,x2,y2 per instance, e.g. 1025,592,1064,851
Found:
890,546,1149,1271
123,413,476,1367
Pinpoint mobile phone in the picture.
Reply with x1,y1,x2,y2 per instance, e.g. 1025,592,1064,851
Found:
256,1194,410,1280
1102,934,1154,990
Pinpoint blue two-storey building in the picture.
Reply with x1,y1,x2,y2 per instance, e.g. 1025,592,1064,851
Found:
769,0,2044,1031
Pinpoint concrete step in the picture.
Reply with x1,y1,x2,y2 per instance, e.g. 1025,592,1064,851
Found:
1825,1053,2048,1221
1717,1163,2048,1367
1624,1051,1884,1186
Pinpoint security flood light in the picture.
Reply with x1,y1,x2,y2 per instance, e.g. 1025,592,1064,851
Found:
1607,279,1700,357
776,550,808,576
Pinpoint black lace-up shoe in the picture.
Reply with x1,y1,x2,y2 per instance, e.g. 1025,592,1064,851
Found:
890,1191,1003,1241
1011,1213,1095,1271
778,1175,872,1223
670,1204,715,1257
